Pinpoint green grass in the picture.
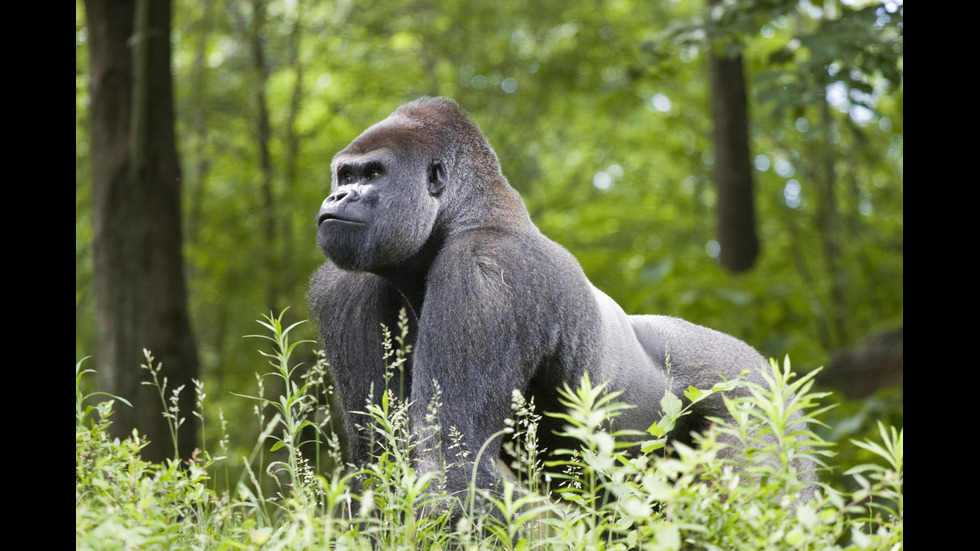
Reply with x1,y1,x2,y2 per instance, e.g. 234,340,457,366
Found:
76,312,903,550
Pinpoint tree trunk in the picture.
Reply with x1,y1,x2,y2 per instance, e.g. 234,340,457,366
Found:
707,1,759,273
815,99,849,347
86,0,199,464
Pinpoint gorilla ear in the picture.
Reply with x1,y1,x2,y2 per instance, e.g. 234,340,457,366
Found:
427,160,446,196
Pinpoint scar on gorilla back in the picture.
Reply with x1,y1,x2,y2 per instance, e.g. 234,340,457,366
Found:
308,96,815,508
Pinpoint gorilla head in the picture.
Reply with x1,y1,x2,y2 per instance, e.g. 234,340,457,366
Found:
316,98,519,276
309,97,815,519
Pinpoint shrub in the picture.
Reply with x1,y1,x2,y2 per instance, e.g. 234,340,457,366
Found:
76,314,903,550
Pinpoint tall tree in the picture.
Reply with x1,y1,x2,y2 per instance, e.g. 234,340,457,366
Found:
707,0,759,273
85,0,199,463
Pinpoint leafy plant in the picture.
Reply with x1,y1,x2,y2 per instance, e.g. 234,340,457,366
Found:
76,360,228,549
76,315,903,550
237,309,326,503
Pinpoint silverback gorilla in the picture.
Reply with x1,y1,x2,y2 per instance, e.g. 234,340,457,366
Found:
309,97,804,506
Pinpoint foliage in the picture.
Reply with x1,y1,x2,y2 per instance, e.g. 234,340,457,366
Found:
76,361,229,549
76,316,903,550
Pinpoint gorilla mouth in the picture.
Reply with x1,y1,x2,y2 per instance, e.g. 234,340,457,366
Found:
318,212,366,226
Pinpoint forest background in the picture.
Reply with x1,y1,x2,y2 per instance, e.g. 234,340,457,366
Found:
75,0,903,480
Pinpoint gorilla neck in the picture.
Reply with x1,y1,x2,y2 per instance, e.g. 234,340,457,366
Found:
372,225,447,320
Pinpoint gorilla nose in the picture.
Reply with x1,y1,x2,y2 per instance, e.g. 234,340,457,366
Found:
328,187,361,203
318,188,362,226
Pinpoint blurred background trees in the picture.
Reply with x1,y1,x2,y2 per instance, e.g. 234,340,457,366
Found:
76,0,902,476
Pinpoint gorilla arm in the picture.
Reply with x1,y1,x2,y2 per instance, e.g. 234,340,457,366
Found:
405,229,585,495
307,262,412,463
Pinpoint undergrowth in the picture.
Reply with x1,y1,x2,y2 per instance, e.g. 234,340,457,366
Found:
76,311,903,550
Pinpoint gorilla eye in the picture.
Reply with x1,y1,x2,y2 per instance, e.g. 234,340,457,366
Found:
341,173,354,184
365,161,384,180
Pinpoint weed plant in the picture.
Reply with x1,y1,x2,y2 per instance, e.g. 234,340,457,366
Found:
76,311,903,550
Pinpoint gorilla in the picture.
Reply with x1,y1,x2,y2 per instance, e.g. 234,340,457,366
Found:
309,97,806,506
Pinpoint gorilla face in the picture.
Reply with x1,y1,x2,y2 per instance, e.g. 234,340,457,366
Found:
316,140,446,274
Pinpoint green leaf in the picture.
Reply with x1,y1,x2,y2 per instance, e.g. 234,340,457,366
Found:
683,386,703,402
660,392,682,418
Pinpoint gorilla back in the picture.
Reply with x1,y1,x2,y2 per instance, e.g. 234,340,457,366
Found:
309,97,810,503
